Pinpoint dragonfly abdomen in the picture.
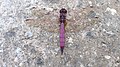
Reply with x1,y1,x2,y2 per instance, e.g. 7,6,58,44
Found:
60,23,65,54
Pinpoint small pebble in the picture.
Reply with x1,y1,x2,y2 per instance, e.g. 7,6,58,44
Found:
68,37,73,43
14,57,18,62
25,31,33,38
88,1,93,7
104,55,111,59
36,58,44,65
88,11,96,18
80,64,85,67
5,31,16,37
0,49,3,52
15,47,22,54
19,62,23,67
105,7,117,15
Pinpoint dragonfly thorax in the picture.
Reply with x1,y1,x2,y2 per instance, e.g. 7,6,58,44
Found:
60,8,67,23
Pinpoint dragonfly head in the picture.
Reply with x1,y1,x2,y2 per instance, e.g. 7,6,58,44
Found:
60,8,67,14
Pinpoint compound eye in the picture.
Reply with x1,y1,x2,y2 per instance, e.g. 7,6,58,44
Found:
60,8,67,13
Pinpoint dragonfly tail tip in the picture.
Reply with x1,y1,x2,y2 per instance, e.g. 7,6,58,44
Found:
60,47,64,55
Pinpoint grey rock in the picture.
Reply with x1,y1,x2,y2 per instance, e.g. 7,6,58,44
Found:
4,31,16,37
36,58,44,65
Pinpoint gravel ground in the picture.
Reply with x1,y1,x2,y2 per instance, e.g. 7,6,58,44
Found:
0,0,120,67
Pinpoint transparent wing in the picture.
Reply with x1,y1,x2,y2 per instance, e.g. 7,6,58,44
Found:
25,7,99,33
25,8,60,33
65,8,99,32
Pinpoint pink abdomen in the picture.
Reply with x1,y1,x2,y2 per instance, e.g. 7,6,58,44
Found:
60,23,65,47
60,23,65,54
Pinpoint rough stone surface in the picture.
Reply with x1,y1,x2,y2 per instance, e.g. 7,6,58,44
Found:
0,0,120,67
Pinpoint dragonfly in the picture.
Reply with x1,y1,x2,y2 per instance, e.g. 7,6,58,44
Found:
25,7,99,54
59,8,67,54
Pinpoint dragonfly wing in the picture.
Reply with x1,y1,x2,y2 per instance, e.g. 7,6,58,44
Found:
65,8,99,32
38,15,59,33
25,8,59,33
65,10,87,32
65,19,86,32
